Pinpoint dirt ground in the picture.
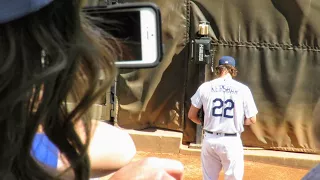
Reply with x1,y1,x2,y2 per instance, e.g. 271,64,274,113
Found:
127,151,310,180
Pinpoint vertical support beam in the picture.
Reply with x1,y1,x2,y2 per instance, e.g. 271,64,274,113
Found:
111,76,118,126
195,64,206,144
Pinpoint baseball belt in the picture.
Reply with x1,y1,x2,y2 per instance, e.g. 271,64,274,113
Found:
204,130,237,136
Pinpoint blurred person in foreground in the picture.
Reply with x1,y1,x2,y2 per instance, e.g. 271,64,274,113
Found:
0,0,184,179
302,101,320,180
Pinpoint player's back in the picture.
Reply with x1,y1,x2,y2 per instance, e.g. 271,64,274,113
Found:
200,75,250,134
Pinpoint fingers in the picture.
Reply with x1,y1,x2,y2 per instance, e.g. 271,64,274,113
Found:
154,171,177,180
152,158,184,180
139,157,184,180
109,157,184,180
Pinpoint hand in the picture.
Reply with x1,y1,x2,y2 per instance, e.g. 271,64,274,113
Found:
244,116,257,125
109,157,184,180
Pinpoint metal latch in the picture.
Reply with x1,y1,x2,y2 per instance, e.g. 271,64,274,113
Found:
104,0,119,5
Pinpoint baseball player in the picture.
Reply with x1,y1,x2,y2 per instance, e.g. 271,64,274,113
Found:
188,56,258,180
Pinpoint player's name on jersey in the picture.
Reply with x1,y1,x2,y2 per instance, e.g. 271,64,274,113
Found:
211,85,239,94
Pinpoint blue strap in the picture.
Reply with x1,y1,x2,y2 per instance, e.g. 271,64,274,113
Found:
31,133,58,168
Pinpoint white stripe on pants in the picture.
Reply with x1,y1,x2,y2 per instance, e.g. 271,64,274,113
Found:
201,132,244,180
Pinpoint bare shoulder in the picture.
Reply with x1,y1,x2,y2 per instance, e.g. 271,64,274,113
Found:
63,120,137,177
89,121,136,158
88,121,137,176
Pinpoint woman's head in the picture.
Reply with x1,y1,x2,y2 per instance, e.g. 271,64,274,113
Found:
0,0,117,179
0,0,54,24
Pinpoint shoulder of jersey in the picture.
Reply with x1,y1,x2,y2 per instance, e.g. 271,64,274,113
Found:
200,79,249,90
200,81,212,87
230,79,250,91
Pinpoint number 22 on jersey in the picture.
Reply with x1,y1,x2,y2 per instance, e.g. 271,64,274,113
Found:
212,98,234,118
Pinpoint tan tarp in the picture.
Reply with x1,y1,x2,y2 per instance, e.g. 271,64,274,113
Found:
115,0,190,133
189,0,320,153
87,0,320,153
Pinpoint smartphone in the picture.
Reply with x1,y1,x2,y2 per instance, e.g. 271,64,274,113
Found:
83,3,163,68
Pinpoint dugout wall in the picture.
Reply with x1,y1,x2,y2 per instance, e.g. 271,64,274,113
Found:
86,0,320,153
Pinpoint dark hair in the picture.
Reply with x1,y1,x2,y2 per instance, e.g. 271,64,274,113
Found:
215,64,238,77
0,0,117,179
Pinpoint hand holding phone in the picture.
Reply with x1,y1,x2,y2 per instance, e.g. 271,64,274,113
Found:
84,3,163,68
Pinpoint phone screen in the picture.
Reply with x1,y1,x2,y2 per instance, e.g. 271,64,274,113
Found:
92,11,143,61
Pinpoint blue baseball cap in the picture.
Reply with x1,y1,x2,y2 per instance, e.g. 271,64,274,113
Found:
218,56,236,67
0,0,53,24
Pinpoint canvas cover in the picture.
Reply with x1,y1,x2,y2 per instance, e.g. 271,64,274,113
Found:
87,0,320,153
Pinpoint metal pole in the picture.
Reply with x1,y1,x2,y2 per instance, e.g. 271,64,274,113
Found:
111,76,119,127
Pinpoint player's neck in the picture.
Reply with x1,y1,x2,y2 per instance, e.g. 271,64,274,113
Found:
219,73,232,79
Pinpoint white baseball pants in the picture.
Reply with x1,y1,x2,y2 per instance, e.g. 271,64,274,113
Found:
201,132,244,180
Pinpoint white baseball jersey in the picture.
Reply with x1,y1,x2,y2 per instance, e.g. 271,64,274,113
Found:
191,74,258,133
